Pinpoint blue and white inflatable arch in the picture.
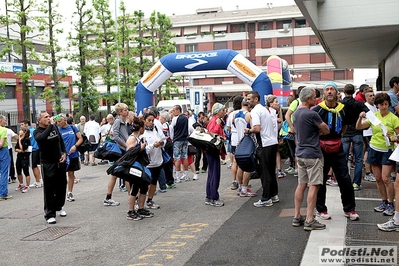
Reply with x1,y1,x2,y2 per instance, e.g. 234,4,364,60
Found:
135,49,273,114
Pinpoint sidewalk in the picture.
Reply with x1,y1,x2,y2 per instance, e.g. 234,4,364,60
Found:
301,179,398,265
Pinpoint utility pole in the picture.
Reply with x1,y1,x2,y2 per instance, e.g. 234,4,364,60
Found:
114,0,121,103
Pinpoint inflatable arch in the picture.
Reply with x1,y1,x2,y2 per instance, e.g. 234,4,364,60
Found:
134,49,291,113
267,55,292,107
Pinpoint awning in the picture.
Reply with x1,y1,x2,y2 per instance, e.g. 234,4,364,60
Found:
201,25,210,32
170,28,181,36
213,24,227,32
184,27,197,35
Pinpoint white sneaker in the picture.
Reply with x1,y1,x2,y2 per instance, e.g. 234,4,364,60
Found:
58,208,67,217
316,211,331,220
47,217,56,224
193,174,199,180
29,182,43,188
175,178,182,183
271,195,280,203
364,173,376,182
184,175,190,182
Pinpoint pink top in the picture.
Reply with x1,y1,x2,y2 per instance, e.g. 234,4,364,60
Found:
207,116,224,137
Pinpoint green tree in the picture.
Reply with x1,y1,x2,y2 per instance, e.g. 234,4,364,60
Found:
67,0,98,118
91,0,117,114
131,10,152,79
0,0,41,120
118,1,140,110
37,0,67,113
147,11,178,103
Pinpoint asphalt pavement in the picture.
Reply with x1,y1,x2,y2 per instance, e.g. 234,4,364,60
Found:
1,158,394,266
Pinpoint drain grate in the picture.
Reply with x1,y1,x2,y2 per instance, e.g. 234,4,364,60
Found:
22,226,79,241
0,210,42,219
346,223,399,243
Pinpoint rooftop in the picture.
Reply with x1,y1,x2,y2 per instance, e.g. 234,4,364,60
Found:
169,5,302,26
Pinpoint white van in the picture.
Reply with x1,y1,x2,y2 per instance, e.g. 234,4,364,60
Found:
157,100,191,113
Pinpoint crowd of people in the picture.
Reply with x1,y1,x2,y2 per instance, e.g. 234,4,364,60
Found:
2,77,399,231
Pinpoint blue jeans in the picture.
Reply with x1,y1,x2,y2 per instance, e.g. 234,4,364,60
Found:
0,147,11,197
158,168,166,190
342,135,364,186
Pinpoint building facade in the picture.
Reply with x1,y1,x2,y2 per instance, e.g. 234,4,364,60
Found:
0,23,73,126
167,5,353,107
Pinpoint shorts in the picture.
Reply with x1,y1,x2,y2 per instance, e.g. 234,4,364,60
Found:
88,144,98,152
231,146,236,155
67,157,81,172
366,147,394,166
30,150,40,168
297,157,324,185
173,140,188,160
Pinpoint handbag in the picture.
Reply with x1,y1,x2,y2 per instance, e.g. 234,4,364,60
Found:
94,141,123,161
188,145,197,155
162,148,171,164
112,161,152,184
71,126,91,153
187,127,224,152
319,139,341,153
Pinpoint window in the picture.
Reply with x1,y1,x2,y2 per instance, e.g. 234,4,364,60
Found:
277,38,292,47
231,23,245,33
2,86,15,99
261,39,272,48
310,35,320,46
34,44,46,53
259,22,268,31
310,71,321,81
310,54,326,64
279,55,293,65
277,20,292,29
295,19,306,28
175,45,180,53
334,70,345,80
213,42,227,50
185,44,198,52
232,41,242,50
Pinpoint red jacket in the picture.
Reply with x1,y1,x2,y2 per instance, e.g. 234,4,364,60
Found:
354,92,365,103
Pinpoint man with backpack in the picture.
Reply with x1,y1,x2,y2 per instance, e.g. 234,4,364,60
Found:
245,91,279,207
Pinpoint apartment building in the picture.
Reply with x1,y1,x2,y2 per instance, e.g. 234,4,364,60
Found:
0,22,72,124
168,4,353,106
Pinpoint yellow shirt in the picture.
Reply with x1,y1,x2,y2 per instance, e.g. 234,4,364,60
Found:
367,111,399,151
0,127,8,148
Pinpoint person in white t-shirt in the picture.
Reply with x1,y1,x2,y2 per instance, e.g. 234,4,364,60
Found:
6,126,19,183
245,91,279,208
226,96,241,190
83,115,100,166
363,90,377,182
266,95,285,179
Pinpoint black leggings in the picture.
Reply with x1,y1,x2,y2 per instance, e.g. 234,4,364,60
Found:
129,179,148,196
149,165,162,186
16,157,30,177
